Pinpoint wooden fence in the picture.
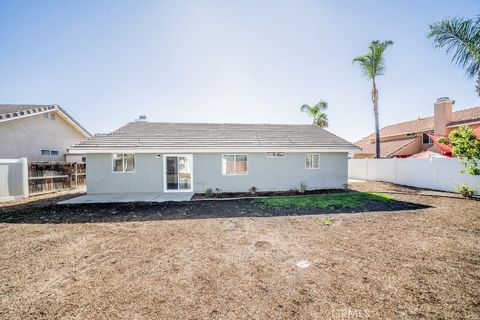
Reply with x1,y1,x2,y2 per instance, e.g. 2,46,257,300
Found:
28,162,86,195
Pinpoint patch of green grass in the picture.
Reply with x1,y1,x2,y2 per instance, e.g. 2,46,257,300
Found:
314,216,333,226
255,192,393,209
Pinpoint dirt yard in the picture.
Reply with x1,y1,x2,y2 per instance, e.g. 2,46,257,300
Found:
0,182,479,319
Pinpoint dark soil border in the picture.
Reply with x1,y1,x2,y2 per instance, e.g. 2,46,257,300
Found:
192,188,348,199
0,196,430,224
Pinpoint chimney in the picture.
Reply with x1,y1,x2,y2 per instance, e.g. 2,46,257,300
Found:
434,97,453,136
135,115,148,122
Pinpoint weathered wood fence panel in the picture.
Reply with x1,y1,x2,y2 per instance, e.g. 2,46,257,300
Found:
28,162,86,195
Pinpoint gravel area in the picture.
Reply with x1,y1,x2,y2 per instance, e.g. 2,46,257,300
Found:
0,182,479,319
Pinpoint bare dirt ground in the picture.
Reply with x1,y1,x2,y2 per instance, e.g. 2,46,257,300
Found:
0,182,479,319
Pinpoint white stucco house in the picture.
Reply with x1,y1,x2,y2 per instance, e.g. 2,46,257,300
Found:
68,119,358,194
0,104,91,162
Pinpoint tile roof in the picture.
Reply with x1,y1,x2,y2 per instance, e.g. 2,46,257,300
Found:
0,104,92,137
447,106,480,126
0,104,56,119
364,106,480,139
70,121,358,152
354,136,420,158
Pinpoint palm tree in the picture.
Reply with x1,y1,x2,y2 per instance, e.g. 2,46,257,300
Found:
300,100,328,128
428,16,480,96
353,40,393,158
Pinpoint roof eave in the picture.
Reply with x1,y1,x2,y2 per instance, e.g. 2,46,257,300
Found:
67,147,360,154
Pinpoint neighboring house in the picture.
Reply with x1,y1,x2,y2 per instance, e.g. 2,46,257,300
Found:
68,119,358,194
353,97,480,158
0,104,92,162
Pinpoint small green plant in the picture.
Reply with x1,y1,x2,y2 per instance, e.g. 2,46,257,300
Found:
455,183,476,198
314,216,333,226
298,182,307,193
204,188,214,198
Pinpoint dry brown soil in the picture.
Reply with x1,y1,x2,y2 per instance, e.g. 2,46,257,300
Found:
0,182,479,319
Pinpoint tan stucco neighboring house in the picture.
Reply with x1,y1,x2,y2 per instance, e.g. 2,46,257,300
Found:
0,104,92,162
353,97,480,158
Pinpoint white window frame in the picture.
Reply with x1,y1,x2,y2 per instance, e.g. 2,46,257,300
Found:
163,154,193,193
222,154,248,175
305,153,320,169
422,132,433,144
50,150,59,156
266,152,286,158
50,113,56,121
40,149,51,156
112,153,136,173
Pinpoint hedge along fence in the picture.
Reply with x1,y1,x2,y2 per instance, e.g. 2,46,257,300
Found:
28,162,86,195
348,158,480,194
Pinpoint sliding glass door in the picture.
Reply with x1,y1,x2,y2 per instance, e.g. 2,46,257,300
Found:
164,155,192,192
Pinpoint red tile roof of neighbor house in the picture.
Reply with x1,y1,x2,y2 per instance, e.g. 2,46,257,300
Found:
354,136,420,158
363,106,480,139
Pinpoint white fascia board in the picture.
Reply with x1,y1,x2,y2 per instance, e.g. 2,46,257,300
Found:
68,147,360,154
54,109,92,138
0,106,91,138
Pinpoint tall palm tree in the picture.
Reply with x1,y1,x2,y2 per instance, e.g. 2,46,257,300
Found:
353,40,393,159
300,100,328,128
428,16,480,96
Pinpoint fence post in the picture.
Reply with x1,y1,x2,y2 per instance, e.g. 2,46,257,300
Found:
21,158,29,199
365,158,369,181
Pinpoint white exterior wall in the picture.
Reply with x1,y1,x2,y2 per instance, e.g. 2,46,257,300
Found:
349,158,480,194
86,152,348,194
0,111,87,161
0,158,29,202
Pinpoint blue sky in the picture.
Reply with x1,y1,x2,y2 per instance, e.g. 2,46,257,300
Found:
0,0,478,141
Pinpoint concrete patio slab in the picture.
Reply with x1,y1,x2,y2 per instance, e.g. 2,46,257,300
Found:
58,192,194,204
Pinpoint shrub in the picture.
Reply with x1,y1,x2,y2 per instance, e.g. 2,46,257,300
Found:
298,182,307,193
249,186,257,195
438,126,480,176
204,188,214,198
455,183,476,198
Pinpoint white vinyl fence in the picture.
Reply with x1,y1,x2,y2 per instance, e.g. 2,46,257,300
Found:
0,158,29,202
349,158,480,194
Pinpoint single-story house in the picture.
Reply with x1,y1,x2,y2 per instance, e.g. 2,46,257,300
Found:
0,104,91,162
68,118,358,194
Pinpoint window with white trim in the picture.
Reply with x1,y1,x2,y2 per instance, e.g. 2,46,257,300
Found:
112,154,135,172
40,149,59,156
305,154,320,169
43,113,49,119
422,132,433,144
50,113,56,120
266,152,286,158
222,154,248,175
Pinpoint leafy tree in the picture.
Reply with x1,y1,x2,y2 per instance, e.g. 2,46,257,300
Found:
428,16,480,96
300,100,329,128
439,126,480,175
353,40,393,158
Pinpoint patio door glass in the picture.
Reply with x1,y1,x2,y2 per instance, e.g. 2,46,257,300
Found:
165,155,192,191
